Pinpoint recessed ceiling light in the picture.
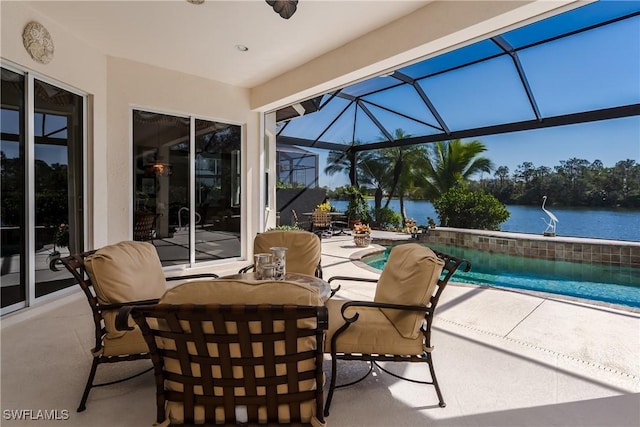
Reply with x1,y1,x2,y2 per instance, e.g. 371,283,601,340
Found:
236,45,249,52
186,0,205,4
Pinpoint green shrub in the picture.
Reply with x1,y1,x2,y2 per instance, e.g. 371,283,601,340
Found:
268,225,302,231
433,186,510,230
344,186,371,223
373,207,402,229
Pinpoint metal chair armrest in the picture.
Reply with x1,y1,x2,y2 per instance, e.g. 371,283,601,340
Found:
113,300,160,331
238,264,254,274
329,284,341,298
101,298,160,312
165,273,219,281
340,300,428,319
327,276,378,285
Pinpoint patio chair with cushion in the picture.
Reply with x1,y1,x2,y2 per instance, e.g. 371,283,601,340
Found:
52,240,219,412
323,243,470,416
116,279,328,426
239,229,323,278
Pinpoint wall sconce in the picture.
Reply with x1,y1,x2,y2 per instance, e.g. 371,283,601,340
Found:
146,162,172,177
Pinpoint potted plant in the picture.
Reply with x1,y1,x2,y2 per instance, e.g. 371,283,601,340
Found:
344,186,370,228
352,223,371,247
427,217,437,229
316,201,332,212
47,223,69,263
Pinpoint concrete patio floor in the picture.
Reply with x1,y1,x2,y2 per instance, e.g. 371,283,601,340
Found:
1,233,639,426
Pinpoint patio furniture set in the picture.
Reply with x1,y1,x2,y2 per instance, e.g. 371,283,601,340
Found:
52,230,469,425
292,209,350,239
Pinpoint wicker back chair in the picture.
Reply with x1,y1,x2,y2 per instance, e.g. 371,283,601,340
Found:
323,243,470,416
52,241,218,412
117,279,328,426
311,209,332,238
240,230,323,278
133,211,159,242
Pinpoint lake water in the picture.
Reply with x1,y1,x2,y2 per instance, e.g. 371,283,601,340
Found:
330,199,640,242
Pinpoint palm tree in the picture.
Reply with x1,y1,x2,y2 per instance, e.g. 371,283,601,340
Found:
421,139,494,200
324,140,369,187
357,150,388,211
349,128,427,222
396,145,428,220
375,129,412,208
324,149,356,186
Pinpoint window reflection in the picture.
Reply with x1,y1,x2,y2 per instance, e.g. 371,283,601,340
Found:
133,111,241,266
194,119,241,262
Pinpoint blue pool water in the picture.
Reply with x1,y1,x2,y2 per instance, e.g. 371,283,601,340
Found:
364,244,640,309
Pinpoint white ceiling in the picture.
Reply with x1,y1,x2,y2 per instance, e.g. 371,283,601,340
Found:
25,0,431,88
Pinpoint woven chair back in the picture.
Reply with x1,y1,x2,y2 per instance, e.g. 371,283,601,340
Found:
311,210,331,228
131,304,328,426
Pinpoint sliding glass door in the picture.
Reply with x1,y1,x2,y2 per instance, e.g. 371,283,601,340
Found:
132,110,241,267
1,66,85,314
1,68,26,310
32,79,84,297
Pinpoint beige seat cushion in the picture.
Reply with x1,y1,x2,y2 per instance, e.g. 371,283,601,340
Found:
324,298,423,355
158,279,323,425
374,243,444,339
102,327,149,356
160,278,322,306
85,241,167,341
254,230,321,276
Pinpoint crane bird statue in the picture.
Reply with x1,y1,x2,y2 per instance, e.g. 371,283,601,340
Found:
541,195,559,236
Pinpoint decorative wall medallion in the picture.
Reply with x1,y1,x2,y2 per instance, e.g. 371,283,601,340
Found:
22,21,55,64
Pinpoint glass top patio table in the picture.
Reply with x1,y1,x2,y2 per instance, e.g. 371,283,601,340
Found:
220,272,331,302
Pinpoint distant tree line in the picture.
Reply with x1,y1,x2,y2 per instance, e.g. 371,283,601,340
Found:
472,158,640,208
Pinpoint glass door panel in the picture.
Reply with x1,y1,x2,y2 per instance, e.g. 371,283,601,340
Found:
1,69,26,309
133,111,190,266
194,119,241,262
33,79,84,297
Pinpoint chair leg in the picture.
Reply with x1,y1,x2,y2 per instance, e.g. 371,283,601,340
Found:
426,353,446,408
77,357,100,412
324,353,339,417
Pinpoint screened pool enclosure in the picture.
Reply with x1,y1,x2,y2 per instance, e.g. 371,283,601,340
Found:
274,1,639,161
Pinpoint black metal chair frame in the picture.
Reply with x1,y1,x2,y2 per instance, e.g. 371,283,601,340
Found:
291,209,311,231
323,249,471,416
51,251,219,412
117,303,328,426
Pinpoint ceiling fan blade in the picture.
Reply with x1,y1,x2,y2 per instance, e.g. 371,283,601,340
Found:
266,0,298,20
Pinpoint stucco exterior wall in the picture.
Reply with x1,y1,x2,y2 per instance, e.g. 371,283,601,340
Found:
105,57,260,259
1,1,109,248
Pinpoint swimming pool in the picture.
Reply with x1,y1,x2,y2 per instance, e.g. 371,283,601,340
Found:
364,244,640,309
